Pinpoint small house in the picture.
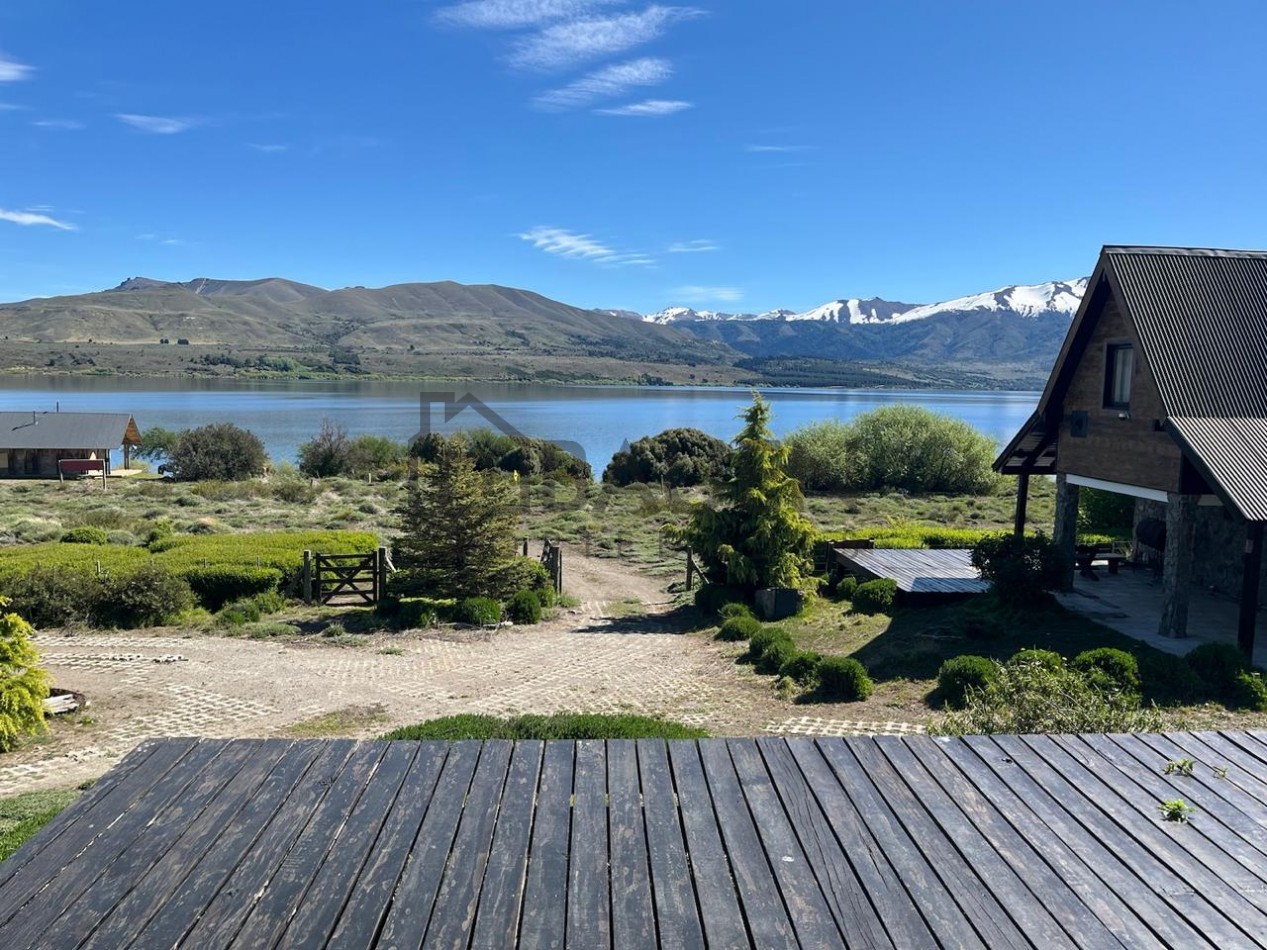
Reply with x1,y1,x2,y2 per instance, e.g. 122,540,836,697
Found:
997,246,1267,654
0,410,142,477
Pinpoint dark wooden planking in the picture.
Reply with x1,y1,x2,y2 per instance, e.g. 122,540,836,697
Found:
274,741,425,949
835,738,1032,948
780,740,945,949
325,742,452,950
518,740,574,950
423,740,516,950
1163,731,1267,804
230,741,393,950
665,740,746,950
697,738,798,949
372,741,484,949
1002,734,1267,946
898,737,1129,949
565,739,611,950
726,739,847,947
952,735,1195,950
1222,730,1267,768
0,737,199,925
605,740,655,950
0,739,163,892
638,740,708,950
471,741,545,950
0,739,251,949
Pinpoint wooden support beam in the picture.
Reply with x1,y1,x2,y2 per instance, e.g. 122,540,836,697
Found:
1013,471,1030,540
1239,522,1264,661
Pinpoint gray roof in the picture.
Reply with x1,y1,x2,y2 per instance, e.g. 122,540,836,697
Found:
0,411,140,450
1169,416,1267,521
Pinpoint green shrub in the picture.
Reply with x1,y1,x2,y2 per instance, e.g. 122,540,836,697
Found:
1230,671,1267,712
60,526,108,545
168,423,268,481
1010,648,1065,672
382,712,708,741
1078,487,1135,536
1185,642,1248,695
971,533,1071,605
1137,650,1207,705
456,597,502,626
507,590,543,625
99,564,193,628
0,605,49,751
746,626,793,663
1072,648,1141,694
817,657,874,702
937,655,999,708
694,583,747,615
716,615,761,642
784,420,852,492
756,637,798,675
183,566,283,611
395,599,440,629
719,602,755,621
298,418,350,477
835,575,859,600
105,530,137,546
852,578,897,614
602,428,730,488
216,598,262,627
780,650,822,686
3,569,98,628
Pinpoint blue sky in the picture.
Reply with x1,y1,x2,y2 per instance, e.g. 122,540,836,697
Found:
2,0,1266,313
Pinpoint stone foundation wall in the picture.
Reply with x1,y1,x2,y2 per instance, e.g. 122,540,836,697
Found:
1134,498,1267,605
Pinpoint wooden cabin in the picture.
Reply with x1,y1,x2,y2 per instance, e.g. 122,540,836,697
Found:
996,246,1267,655
0,411,141,477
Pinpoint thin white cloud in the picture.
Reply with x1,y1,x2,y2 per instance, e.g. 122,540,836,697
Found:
0,209,77,231
0,102,26,111
115,113,195,134
33,119,85,131
667,239,717,253
671,285,743,303
248,143,288,153
534,57,670,111
518,226,654,266
596,98,691,116
0,55,33,82
161,238,185,246
436,0,625,28
745,144,812,153
510,5,702,71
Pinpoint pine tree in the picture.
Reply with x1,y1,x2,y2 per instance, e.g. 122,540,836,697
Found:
392,437,519,600
669,395,814,592
0,600,48,752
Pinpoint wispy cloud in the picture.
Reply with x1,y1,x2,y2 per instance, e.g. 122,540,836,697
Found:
0,209,77,231
534,57,670,110
667,239,717,253
248,143,288,153
510,6,702,71
670,285,743,303
436,0,625,29
519,225,654,266
33,119,85,131
596,98,691,116
115,113,195,134
745,144,812,153
0,102,26,111
0,55,33,82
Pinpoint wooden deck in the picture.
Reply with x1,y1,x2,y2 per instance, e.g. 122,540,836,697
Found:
832,546,990,594
4,733,1267,948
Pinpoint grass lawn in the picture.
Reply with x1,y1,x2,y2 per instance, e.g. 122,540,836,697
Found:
0,787,80,862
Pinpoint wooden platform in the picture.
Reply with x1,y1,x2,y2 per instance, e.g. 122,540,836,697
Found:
4,733,1267,948
832,546,991,594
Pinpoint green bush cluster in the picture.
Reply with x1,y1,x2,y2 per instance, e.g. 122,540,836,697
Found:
183,566,284,611
382,712,709,740
410,428,591,480
719,602,755,621
60,526,109,545
755,634,797,675
0,604,49,752
1182,642,1267,711
602,428,730,488
779,650,822,686
852,578,897,614
716,615,760,642
456,597,502,626
835,575,858,600
818,657,874,701
844,525,998,550
507,590,543,625
215,590,288,627
741,624,873,701
1071,647,1140,694
297,419,408,479
971,533,1071,605
2,562,193,629
936,655,998,708
167,423,268,481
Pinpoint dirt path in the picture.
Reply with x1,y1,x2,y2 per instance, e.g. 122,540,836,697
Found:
0,546,924,797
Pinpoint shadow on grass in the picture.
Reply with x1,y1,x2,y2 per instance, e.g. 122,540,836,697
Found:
573,604,715,636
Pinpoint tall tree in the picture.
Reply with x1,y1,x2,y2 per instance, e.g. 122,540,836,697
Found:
393,437,519,600
669,395,814,592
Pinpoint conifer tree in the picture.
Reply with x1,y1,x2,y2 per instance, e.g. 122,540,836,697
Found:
0,599,48,752
669,395,814,592
392,437,519,600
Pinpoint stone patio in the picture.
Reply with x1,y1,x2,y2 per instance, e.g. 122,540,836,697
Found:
1055,564,1267,667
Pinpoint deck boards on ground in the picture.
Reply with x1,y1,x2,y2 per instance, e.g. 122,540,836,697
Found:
4,732,1267,948
832,546,990,594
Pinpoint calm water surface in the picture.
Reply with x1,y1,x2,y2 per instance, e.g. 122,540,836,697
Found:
0,377,1038,473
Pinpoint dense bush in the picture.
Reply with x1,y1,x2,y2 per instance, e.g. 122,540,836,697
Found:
410,429,591,480
694,583,747,615
2,569,97,627
503,557,556,607
779,650,822,686
852,578,897,614
99,564,193,628
719,602,755,621
971,533,1070,605
0,604,48,751
746,626,793,664
1231,672,1267,712
603,428,730,487
1078,487,1135,537
382,713,708,740
784,420,852,492
756,637,798,675
183,566,283,611
1072,648,1141,694
60,526,108,545
215,590,287,627
817,657,874,702
1137,650,1206,705
716,615,760,642
937,655,998,708
835,575,858,600
298,419,407,478
507,590,543,625
346,434,407,477
167,423,268,481
848,525,997,550
455,597,502,626
1185,642,1248,696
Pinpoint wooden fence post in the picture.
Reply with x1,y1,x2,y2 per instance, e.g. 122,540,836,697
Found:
377,547,388,603
302,550,313,604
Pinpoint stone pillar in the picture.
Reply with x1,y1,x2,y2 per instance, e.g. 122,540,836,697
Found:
1239,522,1264,661
1053,474,1080,592
1159,493,1196,639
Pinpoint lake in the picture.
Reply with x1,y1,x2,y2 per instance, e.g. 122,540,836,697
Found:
0,377,1038,475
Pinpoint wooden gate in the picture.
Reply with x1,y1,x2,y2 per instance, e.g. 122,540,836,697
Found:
303,548,387,605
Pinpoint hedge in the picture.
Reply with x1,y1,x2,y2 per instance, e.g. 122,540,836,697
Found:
383,713,708,740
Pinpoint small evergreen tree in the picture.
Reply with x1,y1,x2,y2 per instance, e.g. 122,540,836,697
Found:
0,599,48,752
392,438,519,600
668,395,814,593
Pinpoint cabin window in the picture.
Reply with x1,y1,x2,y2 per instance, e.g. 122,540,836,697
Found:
1105,343,1134,408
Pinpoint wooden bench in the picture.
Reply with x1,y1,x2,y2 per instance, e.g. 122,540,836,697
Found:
1075,544,1129,577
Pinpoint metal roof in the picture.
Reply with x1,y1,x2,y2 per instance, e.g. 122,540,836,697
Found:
994,411,1057,475
0,411,140,450
1169,416,1267,521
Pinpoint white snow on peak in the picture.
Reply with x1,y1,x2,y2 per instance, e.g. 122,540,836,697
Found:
894,278,1088,323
